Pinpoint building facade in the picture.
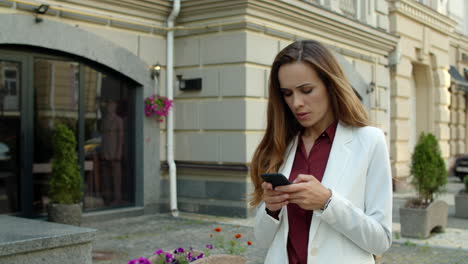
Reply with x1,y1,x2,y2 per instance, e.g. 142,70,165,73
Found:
162,0,397,217
0,0,465,219
388,0,468,190
0,0,168,217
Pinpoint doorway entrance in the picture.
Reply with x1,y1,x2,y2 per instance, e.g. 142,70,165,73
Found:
0,48,138,217
0,54,26,214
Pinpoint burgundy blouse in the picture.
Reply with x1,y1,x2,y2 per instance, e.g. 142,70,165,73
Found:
287,121,337,264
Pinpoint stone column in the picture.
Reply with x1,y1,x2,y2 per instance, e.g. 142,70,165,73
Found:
391,56,412,191
450,88,459,158
456,91,466,154
431,54,451,162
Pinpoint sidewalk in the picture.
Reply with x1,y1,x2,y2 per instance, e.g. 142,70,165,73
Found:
86,177,468,264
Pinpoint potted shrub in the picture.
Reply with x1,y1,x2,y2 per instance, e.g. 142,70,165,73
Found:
399,132,448,238
47,123,83,226
455,175,468,218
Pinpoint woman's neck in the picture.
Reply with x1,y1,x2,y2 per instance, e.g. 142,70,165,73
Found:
303,118,336,139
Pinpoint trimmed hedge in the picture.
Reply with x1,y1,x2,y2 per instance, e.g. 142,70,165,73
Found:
49,123,82,204
410,132,447,205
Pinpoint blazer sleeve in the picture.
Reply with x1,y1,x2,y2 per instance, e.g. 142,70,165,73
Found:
319,129,392,255
254,202,285,248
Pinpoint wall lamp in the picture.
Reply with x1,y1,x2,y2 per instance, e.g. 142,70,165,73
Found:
151,63,161,79
34,4,49,23
366,81,375,94
176,75,202,91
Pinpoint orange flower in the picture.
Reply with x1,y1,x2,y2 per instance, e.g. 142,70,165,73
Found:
214,227,222,232
235,234,242,239
247,241,253,246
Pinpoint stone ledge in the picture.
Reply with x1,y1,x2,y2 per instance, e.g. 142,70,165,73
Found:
0,215,95,257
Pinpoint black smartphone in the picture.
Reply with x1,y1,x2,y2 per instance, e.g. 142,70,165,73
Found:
261,173,292,188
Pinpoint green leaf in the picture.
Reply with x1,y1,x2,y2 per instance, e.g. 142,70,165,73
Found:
410,132,447,205
49,123,82,204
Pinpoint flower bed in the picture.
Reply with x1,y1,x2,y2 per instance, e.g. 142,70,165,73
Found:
128,227,252,264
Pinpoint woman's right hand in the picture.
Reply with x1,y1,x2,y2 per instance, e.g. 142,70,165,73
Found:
261,182,289,216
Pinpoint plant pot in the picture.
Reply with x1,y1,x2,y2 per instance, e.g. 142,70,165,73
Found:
47,203,82,226
190,254,246,264
455,190,468,219
399,199,448,239
148,251,246,264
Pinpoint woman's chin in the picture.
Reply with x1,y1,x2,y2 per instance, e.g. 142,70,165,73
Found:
297,120,314,128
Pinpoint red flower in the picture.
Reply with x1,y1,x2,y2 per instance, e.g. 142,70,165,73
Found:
247,241,253,246
214,227,222,232
235,234,242,239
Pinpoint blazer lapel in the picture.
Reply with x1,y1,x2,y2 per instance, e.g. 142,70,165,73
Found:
308,121,354,242
321,121,353,189
279,136,299,180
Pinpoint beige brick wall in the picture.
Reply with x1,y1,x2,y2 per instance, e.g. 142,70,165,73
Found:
389,0,456,191
448,41,468,160
170,28,394,164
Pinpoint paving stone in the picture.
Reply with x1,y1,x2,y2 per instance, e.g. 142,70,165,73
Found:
86,177,468,264
86,213,468,264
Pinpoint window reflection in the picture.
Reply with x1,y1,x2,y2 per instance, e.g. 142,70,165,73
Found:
0,60,21,214
32,59,134,214
83,66,133,210
33,59,79,214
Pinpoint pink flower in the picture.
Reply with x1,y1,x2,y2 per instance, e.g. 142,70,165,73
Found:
154,249,164,255
144,94,173,122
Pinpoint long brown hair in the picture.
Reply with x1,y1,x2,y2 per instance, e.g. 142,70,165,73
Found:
249,40,369,207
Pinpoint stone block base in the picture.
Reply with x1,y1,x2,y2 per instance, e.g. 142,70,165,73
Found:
400,200,448,238
455,191,468,219
0,215,96,264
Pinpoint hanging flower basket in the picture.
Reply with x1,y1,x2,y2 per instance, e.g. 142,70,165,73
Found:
144,94,173,122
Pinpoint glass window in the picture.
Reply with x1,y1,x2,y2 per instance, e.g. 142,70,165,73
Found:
83,65,134,210
0,60,21,214
0,49,138,217
31,58,135,215
32,58,79,214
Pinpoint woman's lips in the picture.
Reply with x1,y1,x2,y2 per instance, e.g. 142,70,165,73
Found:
296,112,308,120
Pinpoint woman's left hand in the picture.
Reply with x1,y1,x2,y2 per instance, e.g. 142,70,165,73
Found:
275,174,331,210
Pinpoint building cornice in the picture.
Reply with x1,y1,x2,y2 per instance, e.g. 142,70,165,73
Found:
1,0,399,55
388,0,456,35
0,0,170,34
449,32,468,65
252,0,398,54
450,31,468,46
177,0,398,55
45,0,171,22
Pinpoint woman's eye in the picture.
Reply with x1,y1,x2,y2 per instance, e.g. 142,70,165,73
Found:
281,90,292,97
302,88,313,94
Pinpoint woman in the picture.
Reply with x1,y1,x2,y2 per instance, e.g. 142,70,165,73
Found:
250,40,392,264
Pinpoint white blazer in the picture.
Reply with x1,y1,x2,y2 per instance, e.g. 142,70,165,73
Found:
254,122,392,264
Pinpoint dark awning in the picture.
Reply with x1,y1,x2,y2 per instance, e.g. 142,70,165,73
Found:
333,52,370,109
449,66,468,93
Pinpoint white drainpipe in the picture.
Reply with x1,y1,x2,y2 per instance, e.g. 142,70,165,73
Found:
166,0,180,217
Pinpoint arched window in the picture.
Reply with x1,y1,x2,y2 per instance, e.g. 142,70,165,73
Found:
0,46,139,216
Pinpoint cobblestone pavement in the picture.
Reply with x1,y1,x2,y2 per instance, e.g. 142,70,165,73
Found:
380,243,468,264
86,213,468,264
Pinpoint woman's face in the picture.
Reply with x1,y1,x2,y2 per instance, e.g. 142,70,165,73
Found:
278,61,334,133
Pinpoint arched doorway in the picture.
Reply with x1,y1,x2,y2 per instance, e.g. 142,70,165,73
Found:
0,14,151,217
410,63,434,152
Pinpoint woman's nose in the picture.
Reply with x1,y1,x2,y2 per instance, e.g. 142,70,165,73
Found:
292,94,304,108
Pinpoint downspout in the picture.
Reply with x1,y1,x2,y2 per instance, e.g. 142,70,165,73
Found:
166,0,180,217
